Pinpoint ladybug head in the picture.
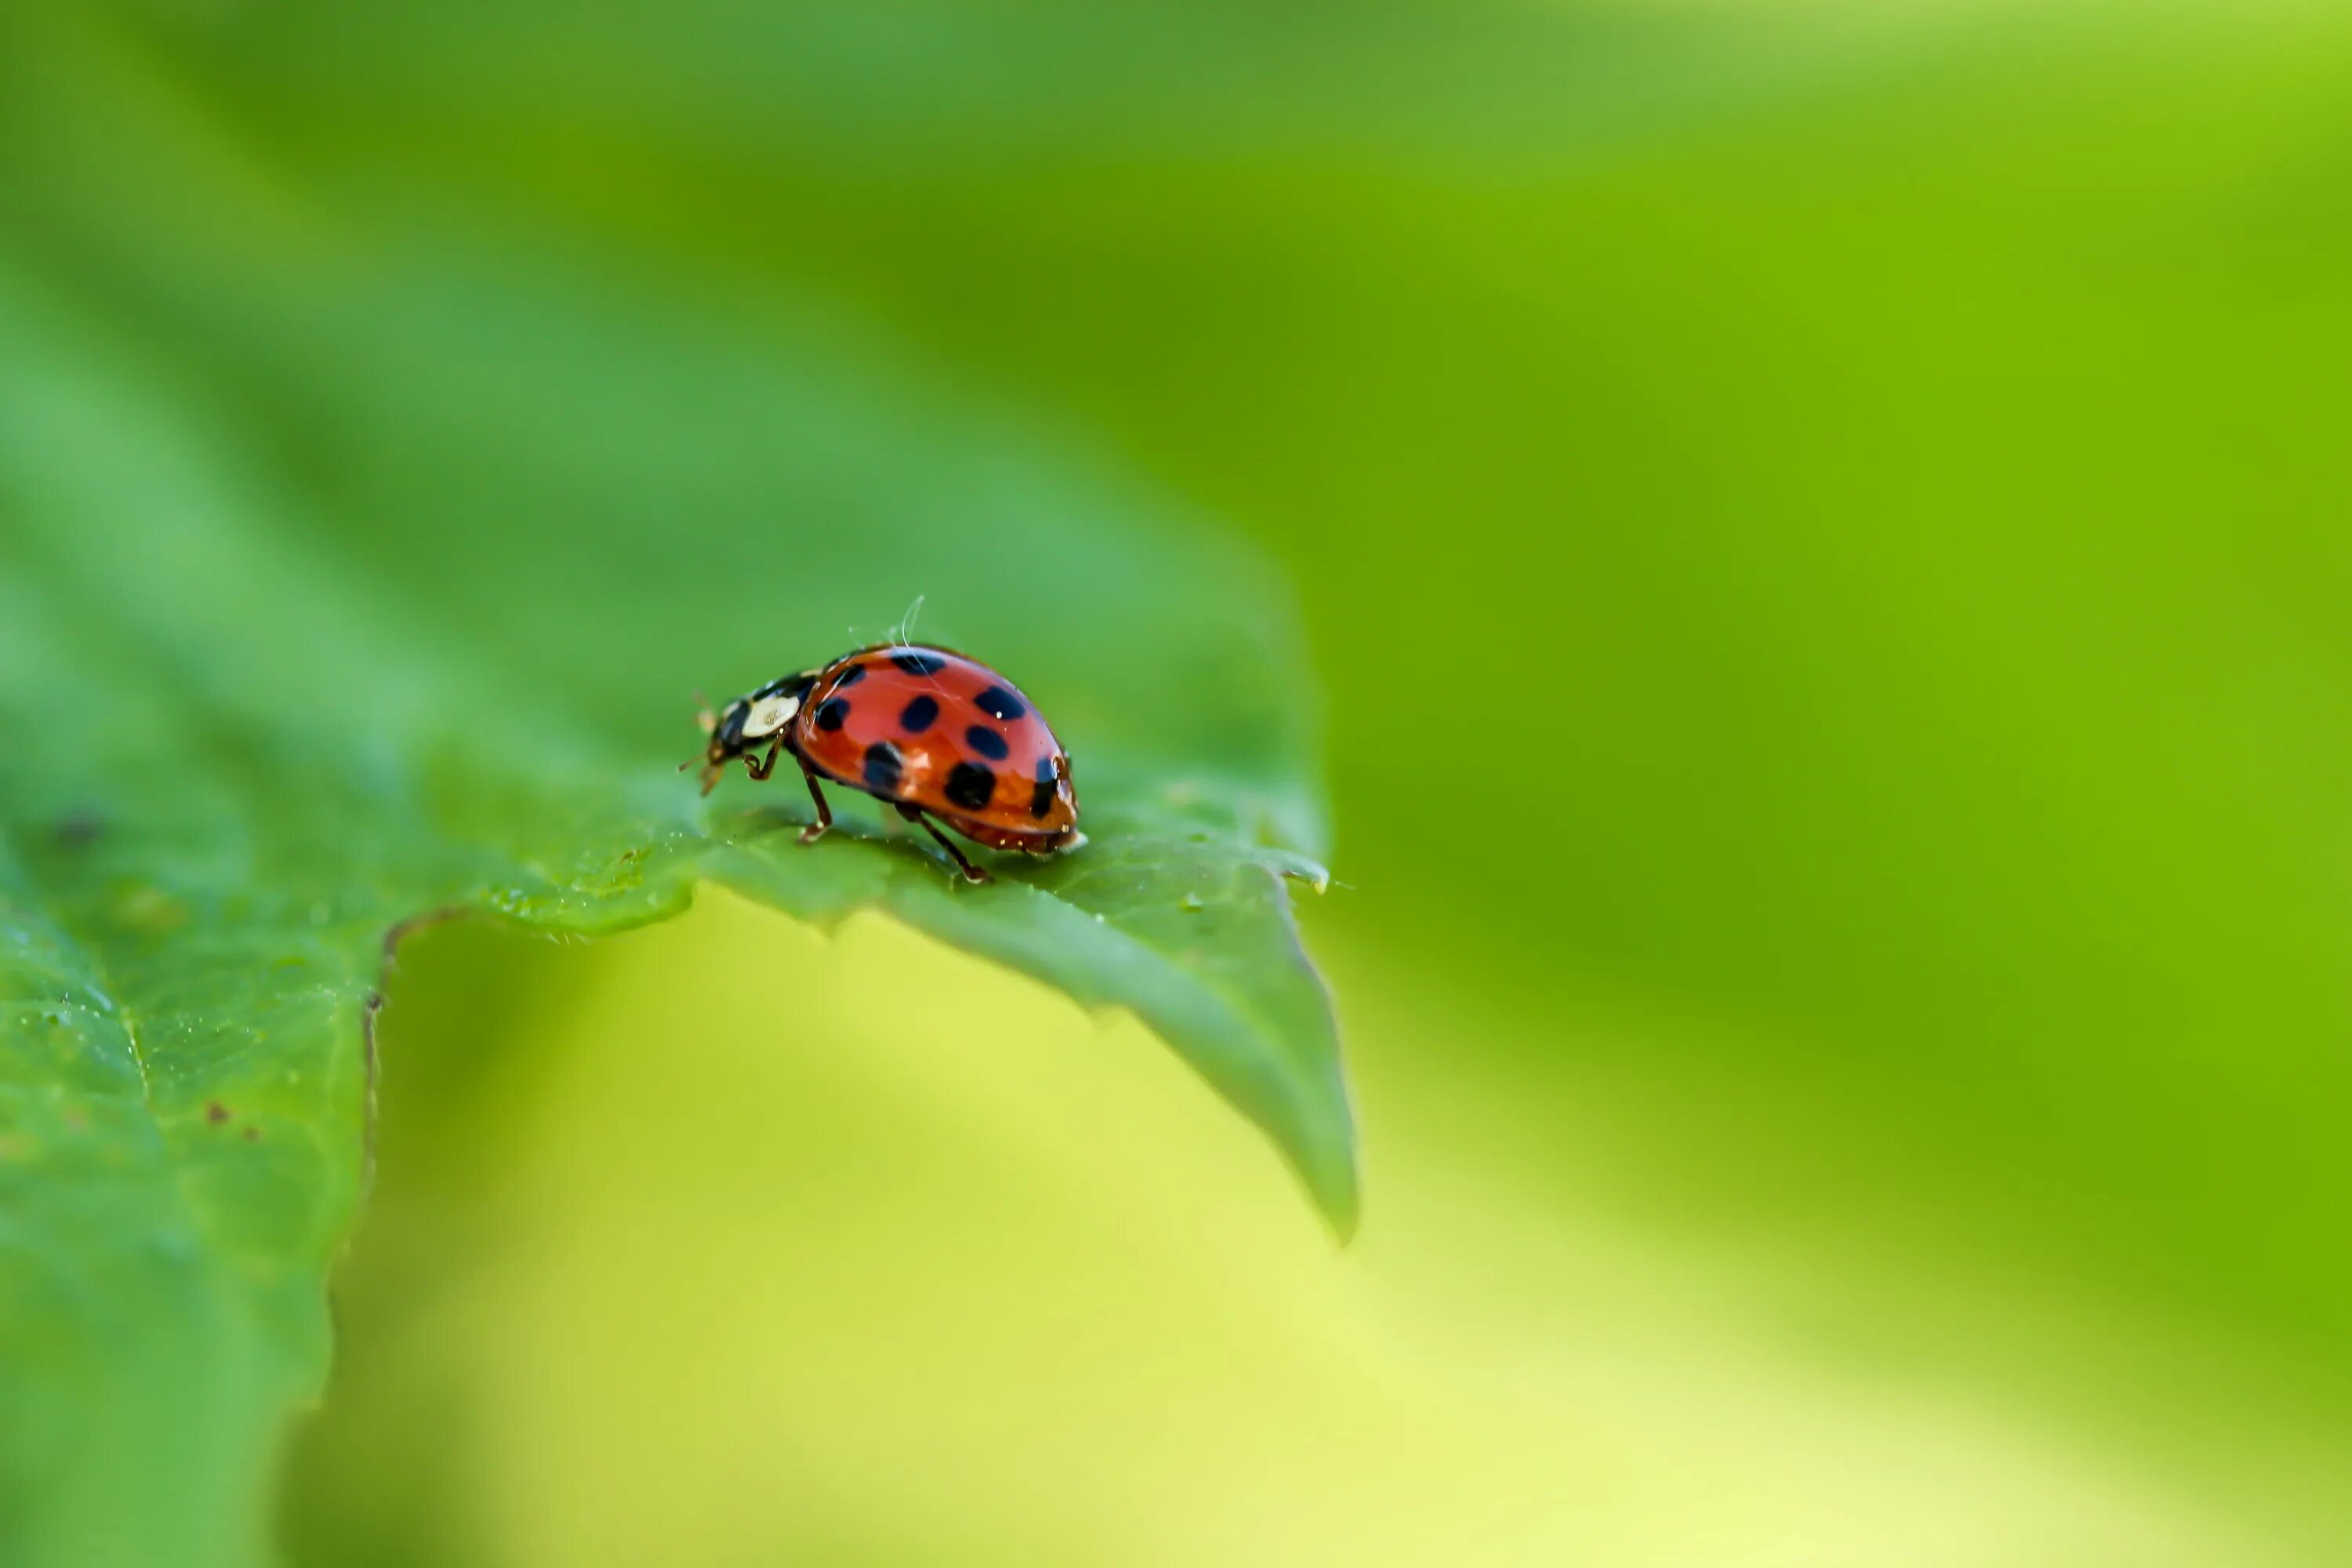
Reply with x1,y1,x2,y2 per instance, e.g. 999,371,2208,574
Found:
686,672,818,795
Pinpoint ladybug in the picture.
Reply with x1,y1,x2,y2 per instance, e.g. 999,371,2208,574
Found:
690,644,1080,883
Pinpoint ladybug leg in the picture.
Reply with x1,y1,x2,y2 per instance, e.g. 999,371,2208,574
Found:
896,804,989,884
742,737,784,781
795,758,833,845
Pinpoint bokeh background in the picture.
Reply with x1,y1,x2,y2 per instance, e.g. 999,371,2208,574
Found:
14,1,2352,1563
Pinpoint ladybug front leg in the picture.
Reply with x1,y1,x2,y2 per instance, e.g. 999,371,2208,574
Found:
742,737,783,781
795,758,833,844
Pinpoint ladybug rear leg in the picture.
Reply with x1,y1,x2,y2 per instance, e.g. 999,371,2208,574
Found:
896,803,990,884
794,758,834,844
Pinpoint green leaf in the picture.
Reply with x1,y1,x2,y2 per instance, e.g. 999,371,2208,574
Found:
0,13,1352,1564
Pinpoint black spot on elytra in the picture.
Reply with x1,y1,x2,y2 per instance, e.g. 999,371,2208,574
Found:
1029,755,1059,818
945,761,996,811
814,697,851,731
964,724,1009,760
974,684,1026,721
832,662,866,688
862,741,904,793
900,695,940,733
890,649,946,676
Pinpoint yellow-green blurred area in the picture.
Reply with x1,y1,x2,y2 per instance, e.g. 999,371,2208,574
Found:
294,896,2332,1566
15,0,2352,1560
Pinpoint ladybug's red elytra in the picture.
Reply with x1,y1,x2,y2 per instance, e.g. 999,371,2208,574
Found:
690,644,1080,883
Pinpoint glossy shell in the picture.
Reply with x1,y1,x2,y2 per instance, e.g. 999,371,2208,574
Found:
792,644,1079,851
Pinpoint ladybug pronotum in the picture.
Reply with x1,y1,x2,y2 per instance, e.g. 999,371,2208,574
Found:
690,643,1080,883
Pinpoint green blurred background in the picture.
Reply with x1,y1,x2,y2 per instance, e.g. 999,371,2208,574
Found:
15,0,2352,1562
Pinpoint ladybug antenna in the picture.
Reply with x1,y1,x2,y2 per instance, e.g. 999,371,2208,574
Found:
684,691,718,775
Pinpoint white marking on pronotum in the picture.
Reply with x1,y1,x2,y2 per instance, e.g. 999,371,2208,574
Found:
742,692,800,739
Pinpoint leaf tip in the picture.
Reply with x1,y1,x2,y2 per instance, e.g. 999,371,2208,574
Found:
1318,1174,1363,1246
1290,1093,1362,1244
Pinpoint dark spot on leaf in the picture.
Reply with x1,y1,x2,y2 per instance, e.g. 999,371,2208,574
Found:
900,695,940,733
974,684,1026,721
889,649,945,676
946,762,996,811
205,1102,229,1124
964,724,1009,760
53,810,103,848
242,1127,260,1142
862,741,904,793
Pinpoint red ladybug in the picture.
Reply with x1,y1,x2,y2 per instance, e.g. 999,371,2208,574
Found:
691,644,1080,883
